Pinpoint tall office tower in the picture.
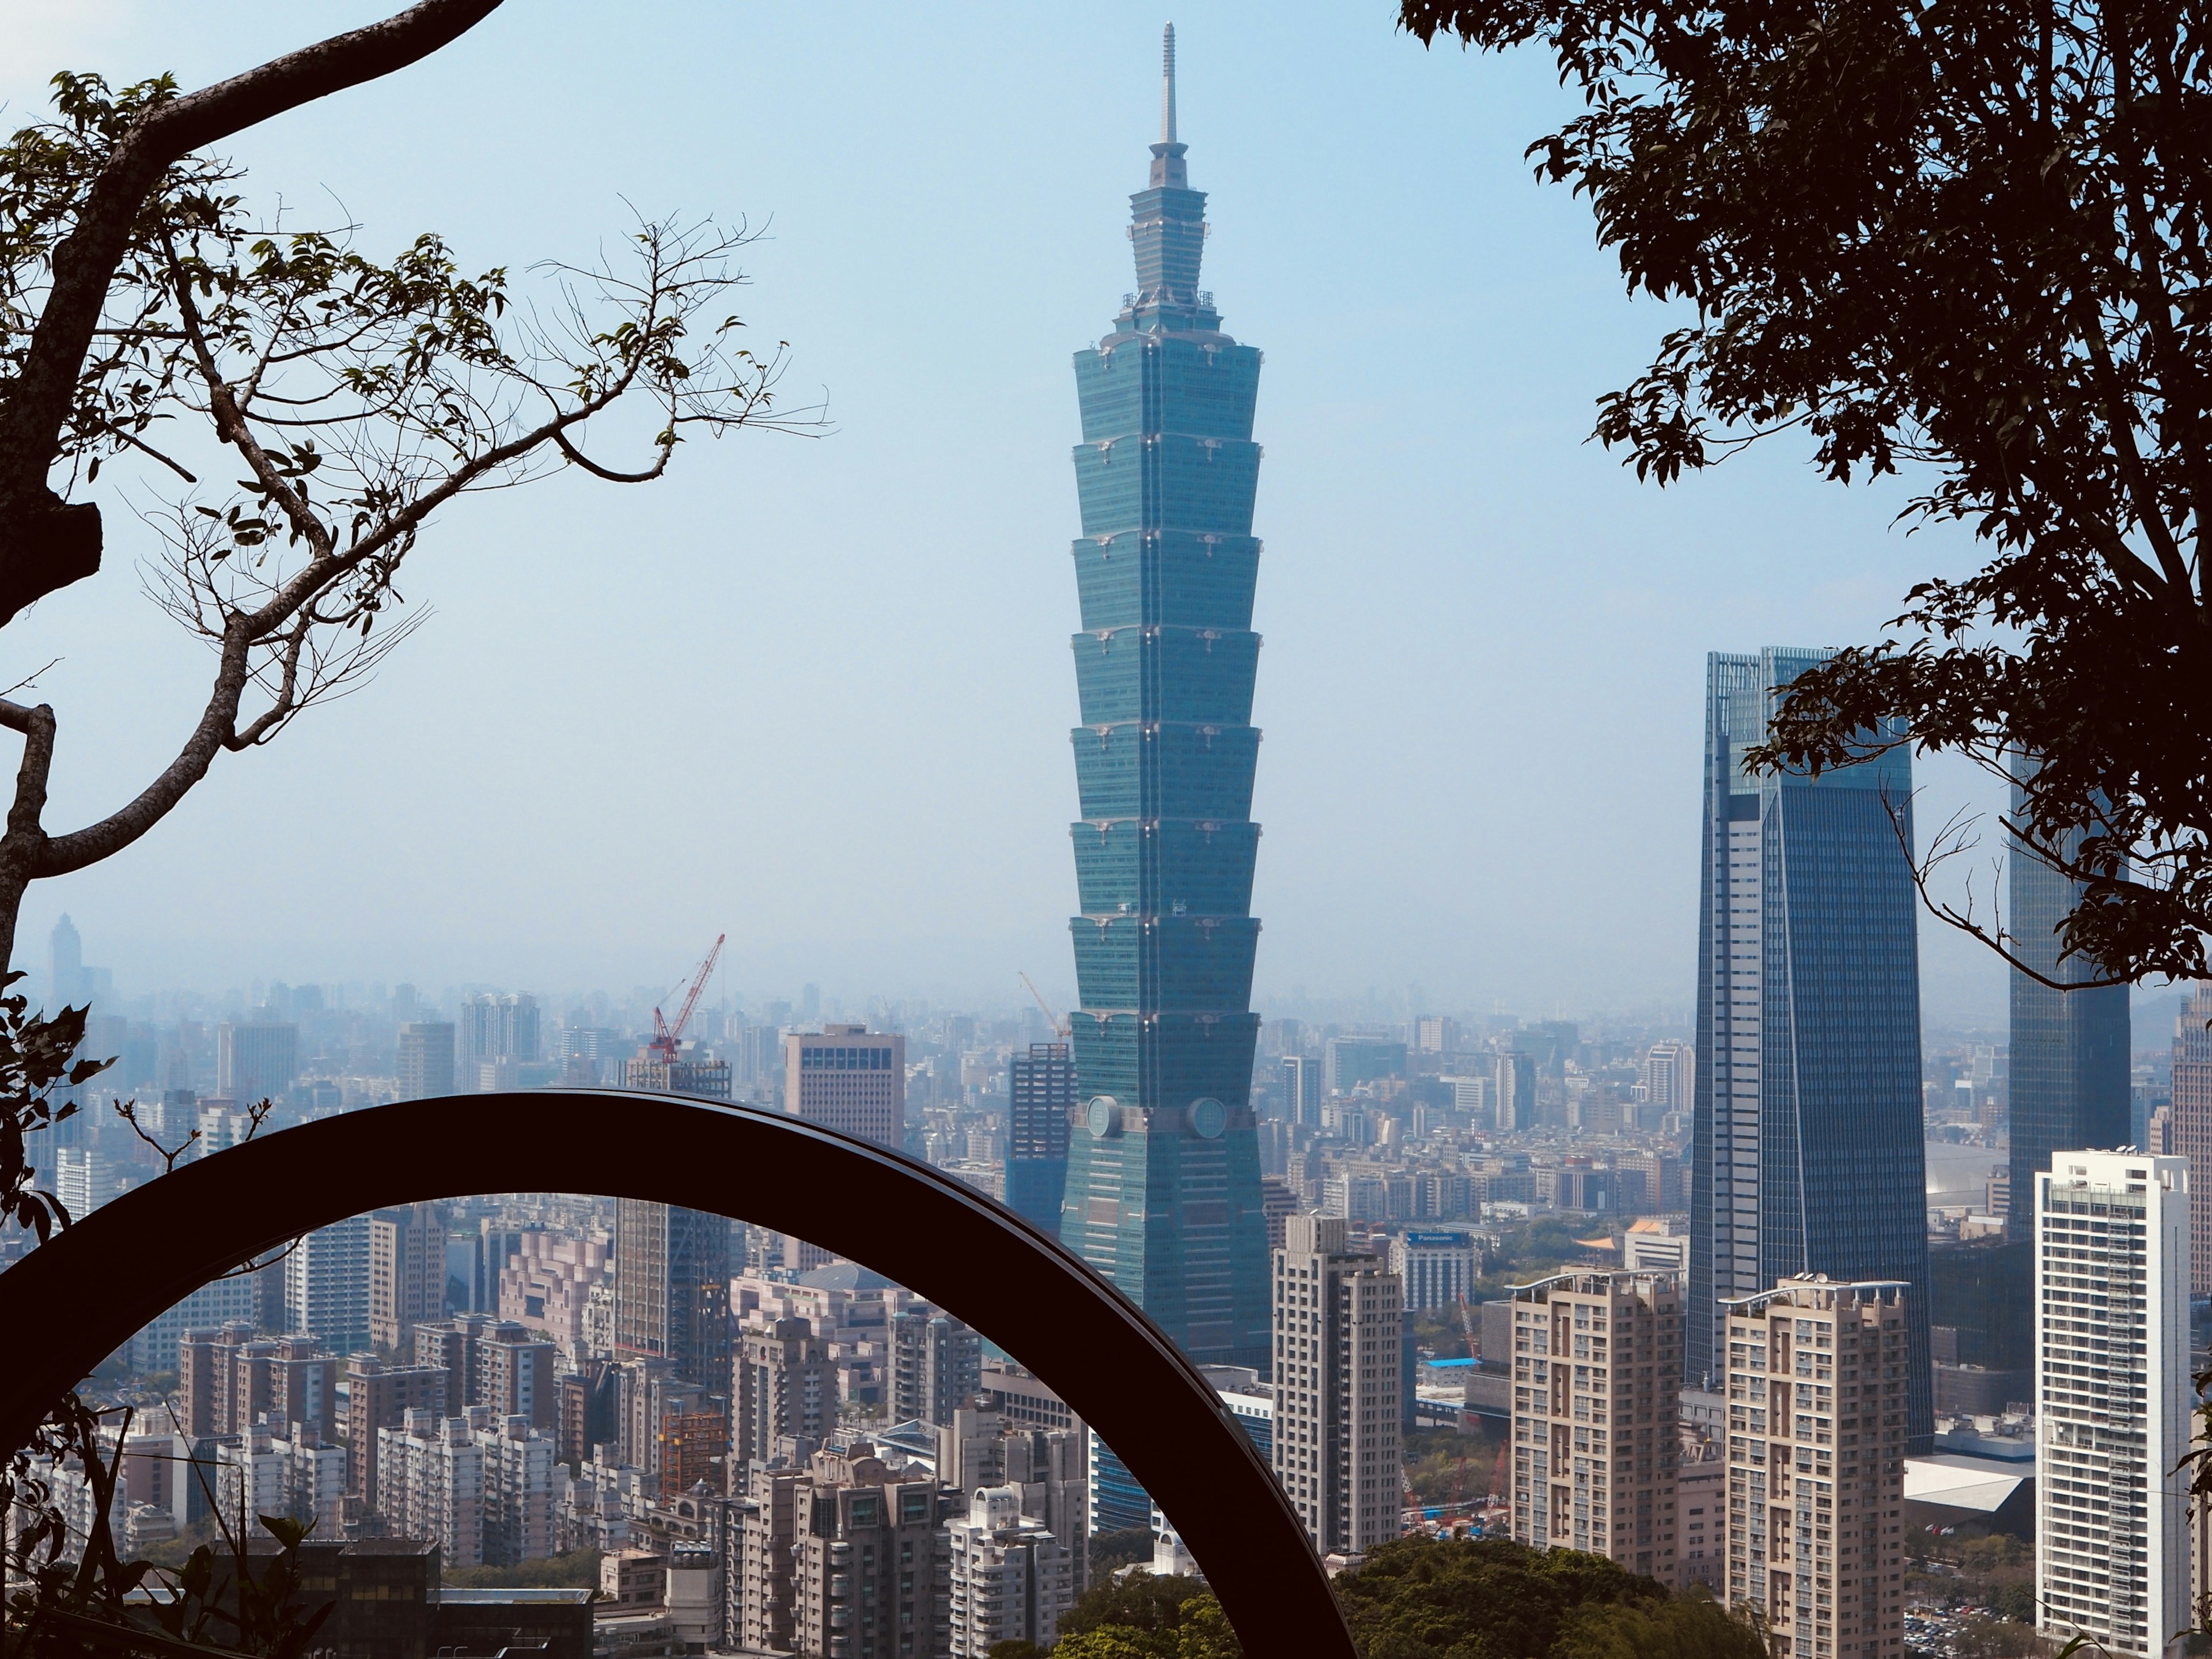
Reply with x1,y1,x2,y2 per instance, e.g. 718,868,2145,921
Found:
783,1025,905,1148
1509,1270,1682,1585
946,1485,1078,1657
458,993,542,1087
891,1309,983,1429
1280,1055,1320,1128
2007,761,2130,1279
396,1021,456,1100
1415,1016,1461,1055
285,1215,372,1354
1720,1277,1908,1653
1271,1215,1403,1557
48,912,83,1006
1058,24,1271,1383
1492,1051,1535,1132
345,1353,450,1497
1388,1230,1478,1312
733,1316,835,1467
2169,986,2212,1294
613,1199,730,1398
214,1022,298,1101
1641,1040,1694,1116
369,1203,445,1350
1006,1043,1076,1233
2035,1150,2192,1657
1688,649,1933,1449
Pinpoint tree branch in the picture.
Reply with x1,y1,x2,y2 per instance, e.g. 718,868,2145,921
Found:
0,0,505,626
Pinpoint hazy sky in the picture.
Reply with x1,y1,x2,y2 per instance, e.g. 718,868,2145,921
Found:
5,1,2056,1024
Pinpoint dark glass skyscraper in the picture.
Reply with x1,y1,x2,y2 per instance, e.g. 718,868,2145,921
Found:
1688,649,1933,1449
1006,1041,1075,1233
1997,762,2128,1350
2007,763,2131,1204
1058,26,1271,1377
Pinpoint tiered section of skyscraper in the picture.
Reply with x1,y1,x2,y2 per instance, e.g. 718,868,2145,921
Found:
1059,27,1270,1370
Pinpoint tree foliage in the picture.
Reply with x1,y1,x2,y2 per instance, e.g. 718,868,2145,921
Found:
1331,1536,1690,1659
1402,0,2212,986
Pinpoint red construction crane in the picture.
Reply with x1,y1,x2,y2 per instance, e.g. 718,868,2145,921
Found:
1456,1290,1481,1362
649,934,725,1062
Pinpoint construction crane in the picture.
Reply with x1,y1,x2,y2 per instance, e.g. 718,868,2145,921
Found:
1018,972,1071,1040
1456,1290,1481,1362
649,934,725,1063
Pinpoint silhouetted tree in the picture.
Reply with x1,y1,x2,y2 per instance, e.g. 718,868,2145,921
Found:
1402,0,2212,990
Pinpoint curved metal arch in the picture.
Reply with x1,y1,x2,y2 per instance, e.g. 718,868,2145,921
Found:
0,1091,1352,1657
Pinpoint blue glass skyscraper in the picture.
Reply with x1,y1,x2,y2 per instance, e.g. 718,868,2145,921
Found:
1688,649,1933,1449
1058,27,1271,1388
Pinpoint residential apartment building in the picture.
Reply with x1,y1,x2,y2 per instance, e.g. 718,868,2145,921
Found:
369,1203,444,1351
344,1353,449,1498
412,1314,556,1430
734,1316,835,1467
177,1324,339,1444
945,1484,1077,1657
1721,1275,1909,1657
1510,1270,1681,1585
1271,1214,1403,1556
2035,1151,2191,1657
891,1309,982,1430
789,1444,953,1659
283,1216,371,1354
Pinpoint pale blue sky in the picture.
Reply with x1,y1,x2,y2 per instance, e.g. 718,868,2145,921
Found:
5,1,2022,1023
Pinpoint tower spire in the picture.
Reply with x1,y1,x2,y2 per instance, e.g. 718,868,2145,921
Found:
1161,22,1177,145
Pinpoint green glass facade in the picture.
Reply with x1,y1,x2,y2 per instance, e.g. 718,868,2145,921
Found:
1057,94,1271,1374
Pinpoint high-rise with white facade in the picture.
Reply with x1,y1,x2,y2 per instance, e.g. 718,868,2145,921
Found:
284,1215,371,1354
1720,1275,1908,1656
945,1484,1077,1657
1271,1214,1402,1556
2035,1150,2191,1658
1388,1231,1479,1313
1509,1270,1682,1585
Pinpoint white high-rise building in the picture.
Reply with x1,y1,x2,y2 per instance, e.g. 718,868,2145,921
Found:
944,1484,1075,1656
1271,1214,1403,1556
2035,1150,2191,1657
284,1215,372,1354
1388,1231,1479,1312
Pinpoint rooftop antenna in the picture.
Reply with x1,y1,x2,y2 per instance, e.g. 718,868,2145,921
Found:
1161,22,1177,145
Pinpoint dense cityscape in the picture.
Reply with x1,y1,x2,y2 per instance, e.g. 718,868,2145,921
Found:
3,16,2207,1659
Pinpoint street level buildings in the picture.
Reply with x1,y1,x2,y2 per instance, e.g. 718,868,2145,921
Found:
1689,648,1933,1449
1509,1270,1681,1585
2035,1150,2191,1658
1271,1214,1403,1556
1721,1276,1908,1658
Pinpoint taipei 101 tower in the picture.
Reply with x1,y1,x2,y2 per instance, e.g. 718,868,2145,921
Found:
1058,25,1271,1378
